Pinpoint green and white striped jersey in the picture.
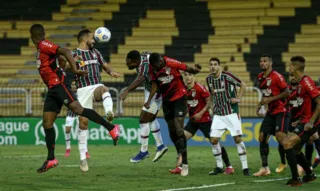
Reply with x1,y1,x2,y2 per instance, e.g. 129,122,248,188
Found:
72,48,104,88
206,71,242,116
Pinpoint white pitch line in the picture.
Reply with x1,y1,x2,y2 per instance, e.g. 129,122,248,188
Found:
0,153,64,159
157,182,236,191
252,174,320,183
252,177,289,183
63,165,79,167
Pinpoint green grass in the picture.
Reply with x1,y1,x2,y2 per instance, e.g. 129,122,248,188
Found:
0,145,319,191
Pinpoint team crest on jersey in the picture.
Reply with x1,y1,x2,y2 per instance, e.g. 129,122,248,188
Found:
165,67,171,74
191,89,196,97
221,81,225,88
266,78,272,86
297,85,301,94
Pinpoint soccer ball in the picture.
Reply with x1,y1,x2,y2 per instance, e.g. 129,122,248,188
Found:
94,27,111,43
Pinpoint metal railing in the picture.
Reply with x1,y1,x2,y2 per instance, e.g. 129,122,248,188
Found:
0,86,262,117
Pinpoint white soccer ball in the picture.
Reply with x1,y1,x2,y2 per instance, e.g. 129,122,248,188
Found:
94,27,111,43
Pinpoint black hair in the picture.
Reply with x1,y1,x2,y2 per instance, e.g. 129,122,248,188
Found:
149,53,161,65
30,24,45,35
77,29,92,43
261,54,273,62
126,50,141,61
290,56,305,72
209,57,220,65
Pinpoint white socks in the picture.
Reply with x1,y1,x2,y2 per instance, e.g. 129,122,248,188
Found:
149,119,163,147
316,152,320,159
237,141,248,169
140,123,150,152
65,133,71,150
102,92,113,114
212,143,223,168
78,129,88,160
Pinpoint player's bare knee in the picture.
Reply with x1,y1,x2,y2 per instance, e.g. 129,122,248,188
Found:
210,137,219,145
42,120,53,129
102,86,109,93
233,136,242,144
65,127,71,133
282,139,292,149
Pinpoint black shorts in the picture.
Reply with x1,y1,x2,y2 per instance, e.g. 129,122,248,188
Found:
162,95,188,121
260,112,289,135
44,83,77,113
292,123,319,143
184,120,211,139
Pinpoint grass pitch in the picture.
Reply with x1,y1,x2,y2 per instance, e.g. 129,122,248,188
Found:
0,145,319,191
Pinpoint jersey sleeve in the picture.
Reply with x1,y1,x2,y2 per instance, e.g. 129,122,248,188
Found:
304,78,320,99
225,72,242,87
206,76,213,93
94,48,106,65
164,57,187,71
39,41,59,55
197,83,210,98
138,63,150,78
276,73,287,90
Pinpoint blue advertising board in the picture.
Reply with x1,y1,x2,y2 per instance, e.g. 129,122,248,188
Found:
158,118,279,147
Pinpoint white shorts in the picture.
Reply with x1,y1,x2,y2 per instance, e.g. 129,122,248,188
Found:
77,84,104,109
142,90,162,115
210,113,242,137
65,116,78,127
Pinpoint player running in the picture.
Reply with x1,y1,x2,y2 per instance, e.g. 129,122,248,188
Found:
121,50,168,163
30,24,120,173
145,53,201,176
206,57,249,176
282,56,319,186
169,71,233,175
253,54,290,177
71,29,121,172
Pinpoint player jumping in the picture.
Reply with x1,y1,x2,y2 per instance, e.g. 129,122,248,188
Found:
145,53,201,176
30,24,119,173
253,54,290,176
206,57,249,176
121,50,168,163
71,29,121,172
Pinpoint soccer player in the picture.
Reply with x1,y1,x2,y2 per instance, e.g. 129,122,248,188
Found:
64,80,79,157
120,50,168,163
145,53,201,176
282,56,319,186
206,57,249,176
253,54,290,177
169,71,233,175
30,24,120,173
72,29,121,172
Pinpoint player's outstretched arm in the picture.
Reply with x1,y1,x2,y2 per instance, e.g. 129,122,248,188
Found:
185,64,202,74
144,81,158,109
102,63,121,78
120,76,145,101
57,47,87,76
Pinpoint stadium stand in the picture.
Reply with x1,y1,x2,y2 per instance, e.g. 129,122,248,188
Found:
0,0,319,117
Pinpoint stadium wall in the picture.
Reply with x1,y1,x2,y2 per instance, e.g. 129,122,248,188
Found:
0,117,279,147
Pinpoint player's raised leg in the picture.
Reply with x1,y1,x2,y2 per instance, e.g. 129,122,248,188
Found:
93,85,114,123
